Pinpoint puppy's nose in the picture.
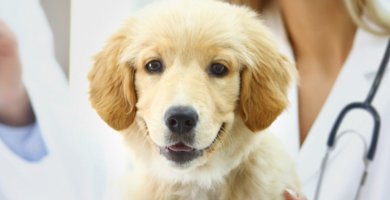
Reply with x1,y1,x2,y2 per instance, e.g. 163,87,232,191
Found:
164,106,198,134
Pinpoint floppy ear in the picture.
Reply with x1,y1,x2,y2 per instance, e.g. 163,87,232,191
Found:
239,21,296,132
88,23,136,131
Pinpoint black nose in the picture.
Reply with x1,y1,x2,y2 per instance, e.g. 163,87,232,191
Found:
164,106,198,134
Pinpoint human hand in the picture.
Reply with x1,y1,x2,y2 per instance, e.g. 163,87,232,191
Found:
284,189,307,200
0,19,21,88
0,19,34,126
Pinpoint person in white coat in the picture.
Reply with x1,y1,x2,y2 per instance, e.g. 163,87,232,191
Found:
0,0,107,199
228,0,390,199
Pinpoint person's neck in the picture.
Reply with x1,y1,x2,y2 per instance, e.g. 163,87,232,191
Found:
278,0,357,73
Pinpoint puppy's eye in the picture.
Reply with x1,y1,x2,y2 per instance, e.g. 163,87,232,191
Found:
209,63,228,77
145,60,164,73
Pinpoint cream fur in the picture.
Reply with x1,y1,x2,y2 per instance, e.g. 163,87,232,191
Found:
89,0,300,199
123,117,300,200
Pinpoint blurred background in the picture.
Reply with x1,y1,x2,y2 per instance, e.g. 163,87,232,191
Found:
41,0,70,77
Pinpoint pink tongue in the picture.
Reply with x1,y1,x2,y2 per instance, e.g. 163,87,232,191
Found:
168,143,194,152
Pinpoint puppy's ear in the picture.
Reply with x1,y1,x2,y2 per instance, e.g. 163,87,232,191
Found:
89,23,136,131
239,20,295,132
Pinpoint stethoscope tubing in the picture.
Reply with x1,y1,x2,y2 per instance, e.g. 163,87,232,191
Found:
365,39,390,105
327,102,380,160
327,39,389,160
315,39,390,200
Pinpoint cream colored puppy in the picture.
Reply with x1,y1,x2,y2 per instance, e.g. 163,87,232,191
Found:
89,0,300,199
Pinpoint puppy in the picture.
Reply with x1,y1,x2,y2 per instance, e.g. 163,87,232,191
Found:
89,0,300,199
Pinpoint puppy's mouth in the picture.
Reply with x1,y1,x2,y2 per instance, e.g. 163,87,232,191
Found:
159,142,202,165
159,123,225,165
167,142,195,152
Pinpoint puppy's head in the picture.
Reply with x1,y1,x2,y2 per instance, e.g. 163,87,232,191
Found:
89,0,294,178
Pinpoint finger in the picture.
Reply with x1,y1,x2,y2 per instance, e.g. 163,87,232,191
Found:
283,189,298,200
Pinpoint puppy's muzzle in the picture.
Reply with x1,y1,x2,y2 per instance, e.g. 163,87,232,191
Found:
165,106,198,135
161,106,202,165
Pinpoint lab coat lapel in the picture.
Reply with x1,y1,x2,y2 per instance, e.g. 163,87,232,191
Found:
297,30,389,182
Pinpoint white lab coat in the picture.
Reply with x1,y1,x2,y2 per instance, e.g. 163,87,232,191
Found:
265,4,390,200
0,0,107,199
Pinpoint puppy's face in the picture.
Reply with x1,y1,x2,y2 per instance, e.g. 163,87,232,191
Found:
89,0,293,173
134,33,240,166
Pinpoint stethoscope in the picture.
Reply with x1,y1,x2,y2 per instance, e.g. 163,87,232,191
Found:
314,39,390,200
